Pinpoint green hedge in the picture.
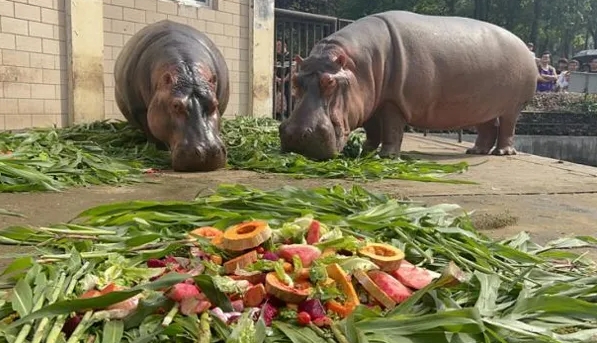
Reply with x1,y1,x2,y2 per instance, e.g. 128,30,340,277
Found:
524,92,597,115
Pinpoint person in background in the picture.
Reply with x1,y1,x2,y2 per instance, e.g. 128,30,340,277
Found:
568,59,579,72
555,58,568,75
589,58,597,73
536,51,558,92
556,59,580,92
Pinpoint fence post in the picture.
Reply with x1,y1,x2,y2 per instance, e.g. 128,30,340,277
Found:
248,0,276,118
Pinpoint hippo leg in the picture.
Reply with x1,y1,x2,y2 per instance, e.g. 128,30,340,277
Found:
362,115,381,153
491,114,518,156
465,118,498,155
377,103,407,158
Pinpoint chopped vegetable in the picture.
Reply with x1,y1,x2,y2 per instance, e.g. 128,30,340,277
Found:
358,243,405,271
222,220,272,251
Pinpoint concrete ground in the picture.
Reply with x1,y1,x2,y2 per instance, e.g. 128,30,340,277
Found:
2,133,597,269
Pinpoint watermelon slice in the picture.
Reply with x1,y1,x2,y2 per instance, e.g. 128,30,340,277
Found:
367,270,412,303
390,260,434,290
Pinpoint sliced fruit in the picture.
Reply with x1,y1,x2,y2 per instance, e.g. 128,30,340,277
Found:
321,248,336,258
264,272,312,304
168,283,201,302
244,284,267,307
222,220,272,251
188,226,223,243
306,220,321,245
180,298,211,316
230,273,266,285
390,260,434,290
324,263,360,318
278,244,322,267
354,269,396,309
358,243,405,272
223,250,259,274
368,270,412,303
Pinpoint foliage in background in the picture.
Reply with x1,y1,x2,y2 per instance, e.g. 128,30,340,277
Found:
0,117,470,193
0,184,596,342
276,0,597,60
524,92,597,114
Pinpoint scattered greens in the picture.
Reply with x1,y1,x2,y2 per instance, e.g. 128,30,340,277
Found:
0,117,470,193
1,183,596,343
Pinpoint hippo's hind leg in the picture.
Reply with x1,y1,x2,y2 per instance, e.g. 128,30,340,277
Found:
465,118,498,155
377,103,407,158
491,112,519,156
362,115,381,154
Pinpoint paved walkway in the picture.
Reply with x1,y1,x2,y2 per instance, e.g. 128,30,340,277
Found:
1,133,596,268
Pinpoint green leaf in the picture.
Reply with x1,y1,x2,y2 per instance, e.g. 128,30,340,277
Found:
272,321,329,343
101,320,124,343
9,272,190,328
194,275,233,312
9,278,33,317
474,272,501,317
1,257,34,276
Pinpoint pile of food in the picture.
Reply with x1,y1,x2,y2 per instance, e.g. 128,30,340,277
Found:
1,184,596,343
0,117,470,193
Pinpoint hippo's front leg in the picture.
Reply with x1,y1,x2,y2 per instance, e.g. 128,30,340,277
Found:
362,115,381,154
466,118,498,155
377,103,407,158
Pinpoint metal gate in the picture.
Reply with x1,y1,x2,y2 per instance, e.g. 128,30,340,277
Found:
273,9,354,120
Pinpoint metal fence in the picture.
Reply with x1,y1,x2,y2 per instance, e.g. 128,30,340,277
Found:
273,9,354,120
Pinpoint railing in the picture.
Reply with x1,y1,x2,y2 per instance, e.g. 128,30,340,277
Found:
273,8,354,120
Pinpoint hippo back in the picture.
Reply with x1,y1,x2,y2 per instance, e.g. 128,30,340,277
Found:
114,20,230,132
322,11,537,129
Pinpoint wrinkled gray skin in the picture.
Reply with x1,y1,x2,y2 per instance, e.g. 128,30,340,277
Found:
279,11,538,160
114,20,230,172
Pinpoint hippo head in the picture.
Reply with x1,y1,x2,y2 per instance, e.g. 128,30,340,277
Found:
147,63,226,172
279,52,359,160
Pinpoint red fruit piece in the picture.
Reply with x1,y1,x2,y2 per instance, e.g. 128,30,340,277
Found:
390,261,434,290
168,283,200,302
147,259,167,268
244,284,266,308
232,299,245,312
297,311,311,326
261,302,279,326
368,270,413,303
277,244,322,267
298,299,326,320
306,220,321,245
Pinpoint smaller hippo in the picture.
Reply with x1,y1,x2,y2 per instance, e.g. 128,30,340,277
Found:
279,11,538,160
114,20,230,172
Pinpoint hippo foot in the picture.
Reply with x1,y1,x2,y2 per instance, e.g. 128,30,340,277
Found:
378,148,401,159
465,146,492,155
492,146,517,156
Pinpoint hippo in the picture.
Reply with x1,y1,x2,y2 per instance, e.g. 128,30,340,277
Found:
114,20,230,172
279,11,538,160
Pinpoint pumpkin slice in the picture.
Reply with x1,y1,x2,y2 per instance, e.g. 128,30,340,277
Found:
358,243,405,271
354,269,396,309
265,272,312,304
188,226,223,242
222,220,272,251
324,263,360,318
223,250,258,274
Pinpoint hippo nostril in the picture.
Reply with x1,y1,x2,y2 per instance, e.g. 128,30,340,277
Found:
301,128,313,140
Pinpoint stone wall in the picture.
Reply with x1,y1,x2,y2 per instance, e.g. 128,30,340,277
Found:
0,0,68,131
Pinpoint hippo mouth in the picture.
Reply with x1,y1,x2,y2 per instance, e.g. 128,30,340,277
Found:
169,141,227,172
279,118,340,161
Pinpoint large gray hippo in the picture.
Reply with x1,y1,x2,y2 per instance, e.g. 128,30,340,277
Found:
114,20,230,172
279,11,537,160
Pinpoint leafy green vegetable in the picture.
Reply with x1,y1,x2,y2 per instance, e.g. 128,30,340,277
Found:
1,183,596,343
0,118,471,193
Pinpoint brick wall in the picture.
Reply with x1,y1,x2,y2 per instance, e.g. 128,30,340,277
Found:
0,0,67,130
103,0,251,120
0,0,251,131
